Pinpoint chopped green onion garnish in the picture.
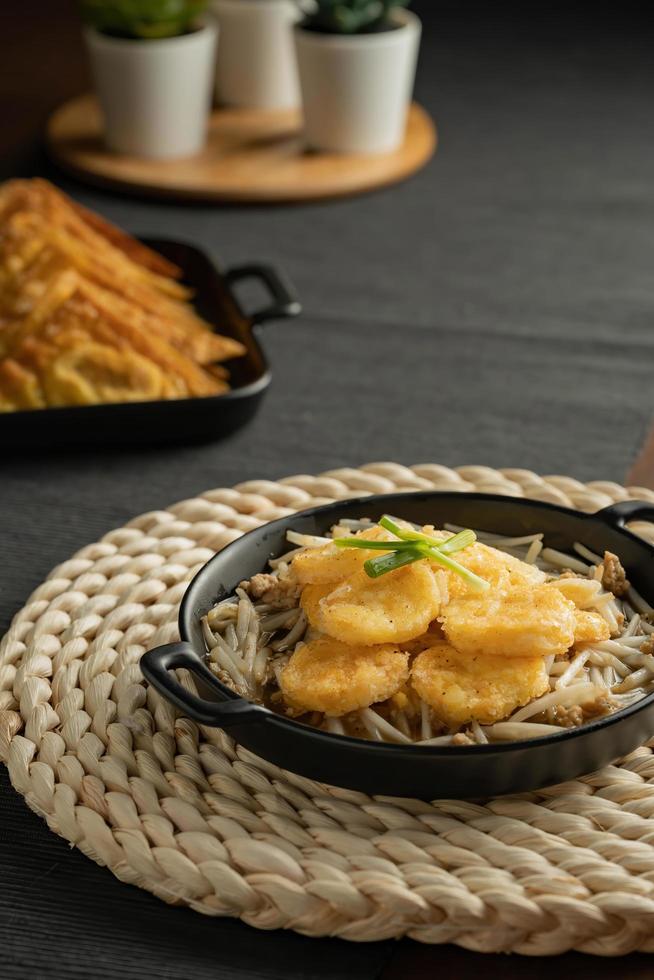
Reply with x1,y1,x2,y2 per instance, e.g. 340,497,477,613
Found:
420,543,489,592
331,515,489,591
379,516,474,553
377,514,418,539
435,529,476,554
333,537,418,551
363,549,425,578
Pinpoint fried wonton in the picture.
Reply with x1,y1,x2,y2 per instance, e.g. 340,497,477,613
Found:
0,178,245,412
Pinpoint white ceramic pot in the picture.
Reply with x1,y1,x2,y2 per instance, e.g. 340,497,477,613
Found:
211,0,300,109
85,21,218,159
294,8,421,154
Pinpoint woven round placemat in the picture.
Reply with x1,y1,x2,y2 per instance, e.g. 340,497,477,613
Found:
4,462,654,957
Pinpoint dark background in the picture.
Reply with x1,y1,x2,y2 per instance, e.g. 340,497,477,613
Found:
2,2,654,977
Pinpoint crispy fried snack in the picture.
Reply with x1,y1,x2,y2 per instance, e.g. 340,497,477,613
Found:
301,561,442,646
0,179,245,412
280,638,410,716
0,179,181,280
411,640,549,728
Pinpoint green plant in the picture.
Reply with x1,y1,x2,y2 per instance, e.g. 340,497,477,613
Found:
79,0,208,39
299,0,409,34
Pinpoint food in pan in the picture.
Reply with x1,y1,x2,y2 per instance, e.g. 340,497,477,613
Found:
202,515,654,746
0,179,245,412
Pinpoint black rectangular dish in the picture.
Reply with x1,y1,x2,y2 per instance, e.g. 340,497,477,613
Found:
0,238,301,449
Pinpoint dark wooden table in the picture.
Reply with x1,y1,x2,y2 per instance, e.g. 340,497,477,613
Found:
2,2,654,977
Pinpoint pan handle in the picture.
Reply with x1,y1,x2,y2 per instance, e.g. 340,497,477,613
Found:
595,500,654,529
140,642,266,727
225,264,301,325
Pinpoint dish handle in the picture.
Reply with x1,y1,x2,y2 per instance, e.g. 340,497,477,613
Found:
595,500,654,529
140,642,265,727
225,264,301,325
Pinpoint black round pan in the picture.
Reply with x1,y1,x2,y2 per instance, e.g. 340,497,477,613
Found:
141,492,654,799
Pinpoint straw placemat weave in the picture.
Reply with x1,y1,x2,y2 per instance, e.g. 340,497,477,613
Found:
3,462,654,957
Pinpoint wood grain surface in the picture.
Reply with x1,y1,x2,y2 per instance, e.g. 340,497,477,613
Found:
47,96,436,202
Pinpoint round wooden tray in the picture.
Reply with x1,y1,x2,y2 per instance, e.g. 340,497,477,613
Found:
46,94,437,204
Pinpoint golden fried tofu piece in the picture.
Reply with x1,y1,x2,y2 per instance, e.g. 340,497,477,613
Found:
438,541,545,600
299,581,334,625
463,543,545,585
280,637,409,716
442,583,576,659
301,561,441,646
411,640,549,728
548,576,603,609
292,527,396,586
573,610,611,645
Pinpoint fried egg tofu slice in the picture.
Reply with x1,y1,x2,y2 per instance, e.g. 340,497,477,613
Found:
291,526,396,587
436,541,545,601
411,640,549,727
460,542,546,586
300,581,336,627
442,583,576,659
573,610,611,645
280,637,409,716
548,576,603,609
301,561,441,646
